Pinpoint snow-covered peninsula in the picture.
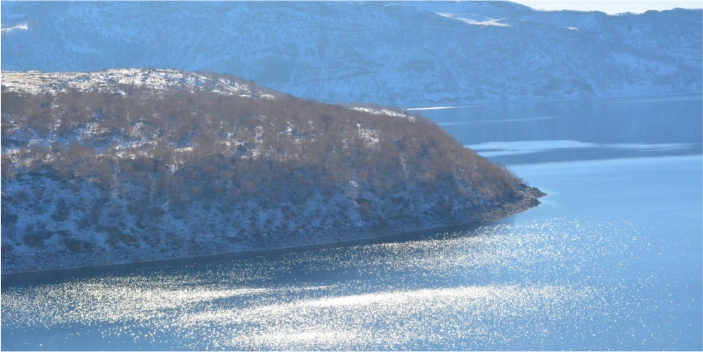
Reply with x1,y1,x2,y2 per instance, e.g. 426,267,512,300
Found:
1,69,544,274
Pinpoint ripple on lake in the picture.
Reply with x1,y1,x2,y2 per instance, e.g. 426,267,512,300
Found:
3,216,669,350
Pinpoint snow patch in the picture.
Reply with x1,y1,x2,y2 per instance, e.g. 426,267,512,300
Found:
437,13,510,27
357,124,379,146
1,69,278,100
349,106,414,121
1,23,28,33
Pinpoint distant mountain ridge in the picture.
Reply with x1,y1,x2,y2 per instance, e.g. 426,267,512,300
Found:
2,1,701,106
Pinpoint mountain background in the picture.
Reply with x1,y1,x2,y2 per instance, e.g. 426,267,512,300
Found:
2,1,701,107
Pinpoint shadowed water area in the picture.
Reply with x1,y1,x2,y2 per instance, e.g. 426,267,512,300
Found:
415,94,702,164
2,95,701,350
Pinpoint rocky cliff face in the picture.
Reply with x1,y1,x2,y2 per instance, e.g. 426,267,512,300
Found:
1,2,700,107
1,69,543,274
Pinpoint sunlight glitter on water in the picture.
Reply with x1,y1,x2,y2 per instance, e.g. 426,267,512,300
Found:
2,216,656,350
194,284,600,350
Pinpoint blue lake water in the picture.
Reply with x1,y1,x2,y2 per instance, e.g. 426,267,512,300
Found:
414,94,702,164
2,96,702,350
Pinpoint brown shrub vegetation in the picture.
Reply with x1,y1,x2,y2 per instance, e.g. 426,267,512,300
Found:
2,72,521,216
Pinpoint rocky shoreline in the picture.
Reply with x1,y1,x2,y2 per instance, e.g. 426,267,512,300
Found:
474,185,546,223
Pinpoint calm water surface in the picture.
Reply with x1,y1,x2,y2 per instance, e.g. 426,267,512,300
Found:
2,96,701,350
415,94,702,164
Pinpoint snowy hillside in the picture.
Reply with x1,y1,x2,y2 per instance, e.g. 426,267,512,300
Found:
1,2,700,106
1,69,277,98
1,69,543,274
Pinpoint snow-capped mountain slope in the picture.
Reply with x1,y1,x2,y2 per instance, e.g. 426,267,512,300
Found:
1,2,701,106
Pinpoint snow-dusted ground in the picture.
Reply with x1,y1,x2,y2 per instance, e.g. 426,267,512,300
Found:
1,2,700,106
1,69,544,274
1,69,275,99
1,166,542,275
348,106,413,120
0,23,27,33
